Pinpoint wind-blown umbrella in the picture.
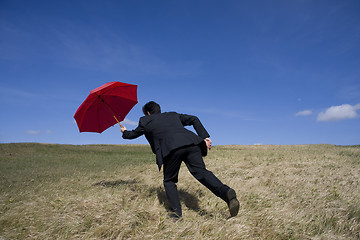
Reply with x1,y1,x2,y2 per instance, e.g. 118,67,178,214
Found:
74,81,138,133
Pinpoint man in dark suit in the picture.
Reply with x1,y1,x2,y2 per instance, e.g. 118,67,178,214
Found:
121,101,239,220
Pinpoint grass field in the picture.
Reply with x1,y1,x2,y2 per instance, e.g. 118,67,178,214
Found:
0,143,359,239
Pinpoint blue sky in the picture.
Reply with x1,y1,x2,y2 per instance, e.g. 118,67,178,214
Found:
1,0,360,145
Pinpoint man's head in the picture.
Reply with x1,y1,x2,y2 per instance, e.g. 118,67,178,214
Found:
143,101,161,115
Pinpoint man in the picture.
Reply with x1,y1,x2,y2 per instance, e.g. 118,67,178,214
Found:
121,101,239,220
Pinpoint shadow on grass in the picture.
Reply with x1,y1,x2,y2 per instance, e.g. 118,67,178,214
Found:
93,179,211,216
151,187,211,216
93,179,137,187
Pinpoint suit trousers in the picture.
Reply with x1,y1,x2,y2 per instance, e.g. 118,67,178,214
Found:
163,144,230,216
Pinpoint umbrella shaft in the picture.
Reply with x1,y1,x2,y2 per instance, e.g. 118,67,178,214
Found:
113,115,124,128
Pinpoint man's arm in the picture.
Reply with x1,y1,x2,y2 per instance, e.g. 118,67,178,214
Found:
121,120,145,139
179,114,212,150
179,114,210,139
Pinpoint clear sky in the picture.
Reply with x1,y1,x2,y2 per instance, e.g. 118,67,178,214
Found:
1,0,360,146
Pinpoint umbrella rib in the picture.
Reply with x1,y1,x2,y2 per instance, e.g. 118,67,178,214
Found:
95,93,115,116
95,93,123,128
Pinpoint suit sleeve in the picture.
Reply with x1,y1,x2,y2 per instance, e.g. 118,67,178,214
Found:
122,119,145,139
179,114,210,139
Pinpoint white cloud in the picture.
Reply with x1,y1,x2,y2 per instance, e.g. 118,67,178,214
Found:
317,103,360,122
26,130,52,135
295,110,313,116
121,118,138,126
26,130,41,135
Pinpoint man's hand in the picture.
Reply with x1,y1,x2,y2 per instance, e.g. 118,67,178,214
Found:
121,125,127,133
204,138,212,150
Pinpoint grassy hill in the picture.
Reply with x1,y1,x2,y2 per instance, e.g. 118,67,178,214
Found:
0,143,359,239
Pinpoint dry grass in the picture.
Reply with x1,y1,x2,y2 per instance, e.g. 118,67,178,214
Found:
0,143,359,239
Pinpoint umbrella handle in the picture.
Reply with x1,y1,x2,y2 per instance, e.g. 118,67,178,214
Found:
113,115,124,128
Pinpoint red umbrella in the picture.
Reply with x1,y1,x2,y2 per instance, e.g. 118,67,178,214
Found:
74,81,138,133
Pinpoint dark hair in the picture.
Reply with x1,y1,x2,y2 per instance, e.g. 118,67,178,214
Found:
142,101,161,115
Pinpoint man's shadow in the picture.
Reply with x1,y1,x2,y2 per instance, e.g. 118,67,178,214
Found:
93,179,137,187
93,179,211,216
151,187,210,216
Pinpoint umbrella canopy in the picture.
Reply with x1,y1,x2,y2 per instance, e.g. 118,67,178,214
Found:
74,81,138,133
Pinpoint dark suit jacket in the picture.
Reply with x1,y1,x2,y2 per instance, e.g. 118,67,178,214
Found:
122,112,210,170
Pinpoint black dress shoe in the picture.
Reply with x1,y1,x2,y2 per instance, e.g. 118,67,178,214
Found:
226,189,240,217
169,213,182,222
